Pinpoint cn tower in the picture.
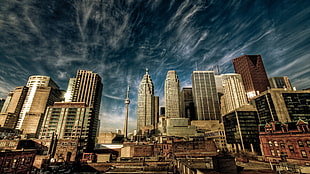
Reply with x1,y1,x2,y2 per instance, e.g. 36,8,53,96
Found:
123,84,130,140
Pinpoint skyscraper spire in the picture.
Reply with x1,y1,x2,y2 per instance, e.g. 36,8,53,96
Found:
123,83,130,140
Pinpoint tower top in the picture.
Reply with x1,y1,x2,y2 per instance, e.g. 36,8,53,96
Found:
146,68,149,74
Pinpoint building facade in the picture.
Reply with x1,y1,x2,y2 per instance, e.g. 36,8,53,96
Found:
0,86,28,129
40,102,94,151
164,70,181,118
269,76,293,90
259,120,310,165
137,69,155,133
253,89,310,123
191,71,221,120
232,55,270,99
16,76,62,135
220,73,248,115
180,88,195,120
223,105,260,153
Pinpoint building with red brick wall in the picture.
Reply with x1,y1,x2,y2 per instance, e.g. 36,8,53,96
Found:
0,150,36,174
259,119,310,166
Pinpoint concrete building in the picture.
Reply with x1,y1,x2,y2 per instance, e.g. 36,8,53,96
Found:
40,102,95,151
269,76,293,90
0,86,28,129
164,70,180,118
0,98,5,112
180,88,195,120
191,71,221,121
253,88,310,123
14,76,62,137
259,120,310,166
232,55,270,100
223,105,260,153
137,69,155,134
220,73,248,115
1,91,13,113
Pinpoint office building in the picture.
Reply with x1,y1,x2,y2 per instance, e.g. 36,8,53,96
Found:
232,55,270,99
1,91,13,113
269,76,293,90
180,88,195,120
220,73,248,115
0,86,28,129
253,88,310,123
40,102,94,151
137,69,155,133
14,76,62,137
0,98,5,112
223,105,260,153
191,71,221,120
164,70,180,118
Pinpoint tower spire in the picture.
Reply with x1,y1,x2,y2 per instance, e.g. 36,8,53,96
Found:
123,83,130,140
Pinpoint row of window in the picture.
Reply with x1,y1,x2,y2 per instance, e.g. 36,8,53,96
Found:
268,140,310,148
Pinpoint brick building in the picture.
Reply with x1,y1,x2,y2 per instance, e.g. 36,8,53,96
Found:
259,119,310,165
0,150,36,174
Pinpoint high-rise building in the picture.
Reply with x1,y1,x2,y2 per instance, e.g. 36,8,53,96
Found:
40,102,93,151
0,87,28,128
220,73,248,115
191,71,221,120
269,76,293,90
232,55,270,99
253,88,310,123
0,98,5,112
164,70,180,118
180,88,195,120
137,69,155,133
15,76,62,137
1,91,14,113
223,105,260,153
58,70,103,150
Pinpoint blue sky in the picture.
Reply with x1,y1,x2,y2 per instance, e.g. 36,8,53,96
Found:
0,0,309,133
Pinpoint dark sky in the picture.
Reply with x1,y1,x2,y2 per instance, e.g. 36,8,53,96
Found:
0,0,309,133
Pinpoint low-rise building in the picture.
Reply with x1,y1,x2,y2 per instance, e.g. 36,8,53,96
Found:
259,119,310,166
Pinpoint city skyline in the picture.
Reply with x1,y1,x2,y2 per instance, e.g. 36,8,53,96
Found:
0,0,309,132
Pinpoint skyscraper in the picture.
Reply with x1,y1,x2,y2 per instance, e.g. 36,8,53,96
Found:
269,76,293,90
164,70,180,118
16,76,62,137
191,71,221,120
0,87,28,128
232,55,270,99
180,87,195,120
220,73,248,115
62,70,103,150
137,69,155,133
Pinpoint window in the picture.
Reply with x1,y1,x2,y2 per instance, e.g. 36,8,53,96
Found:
301,150,307,158
289,145,294,153
274,141,279,147
280,142,285,149
268,140,273,147
306,140,310,148
270,149,275,156
298,140,304,147
276,149,280,157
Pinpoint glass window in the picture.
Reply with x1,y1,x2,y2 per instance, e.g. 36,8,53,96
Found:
289,145,294,153
276,149,280,157
270,149,275,156
274,141,279,147
306,140,310,148
298,140,304,147
301,150,307,158
269,140,273,147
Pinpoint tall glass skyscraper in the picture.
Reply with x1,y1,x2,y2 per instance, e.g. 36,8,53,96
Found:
164,70,180,118
137,69,155,133
220,73,248,115
232,55,270,99
191,71,221,120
